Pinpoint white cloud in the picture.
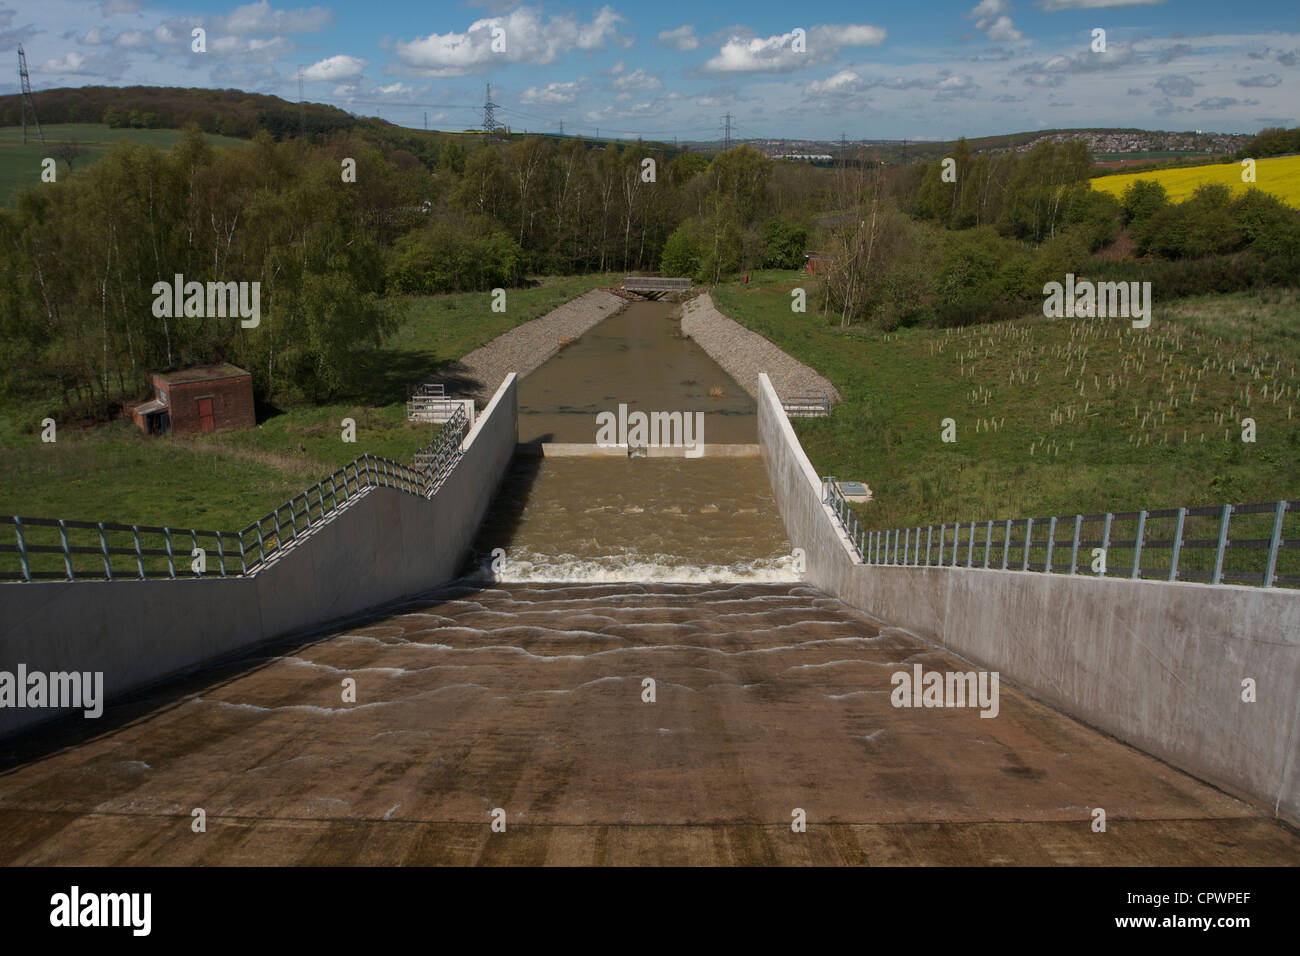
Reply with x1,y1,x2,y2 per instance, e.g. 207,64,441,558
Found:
703,23,886,73
969,1,1023,43
520,80,584,105
805,70,870,96
115,30,152,48
395,5,624,76
1038,0,1164,8
986,17,1023,42
658,24,698,51
211,1,333,36
303,54,367,82
612,68,662,91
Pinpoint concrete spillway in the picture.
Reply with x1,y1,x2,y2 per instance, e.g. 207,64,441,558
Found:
1,580,1295,865
1,294,1296,865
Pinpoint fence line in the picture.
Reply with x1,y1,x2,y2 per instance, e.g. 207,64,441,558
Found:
823,477,1299,588
2,407,471,584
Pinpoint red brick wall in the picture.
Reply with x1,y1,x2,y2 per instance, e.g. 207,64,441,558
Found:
155,374,255,436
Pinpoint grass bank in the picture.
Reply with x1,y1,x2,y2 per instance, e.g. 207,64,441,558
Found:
712,272,1300,531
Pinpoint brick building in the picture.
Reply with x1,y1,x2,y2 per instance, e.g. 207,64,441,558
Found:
131,363,255,436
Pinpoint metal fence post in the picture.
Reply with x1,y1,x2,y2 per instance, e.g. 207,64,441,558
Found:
216,532,227,578
1070,515,1082,575
938,524,946,565
1099,513,1112,576
915,527,922,566
98,522,113,581
164,526,175,579
1212,504,1233,585
1131,510,1147,579
903,528,910,565
1022,518,1033,572
1045,516,1057,574
984,521,992,569
967,521,975,567
925,526,932,566
1002,519,1012,570
1264,501,1287,588
14,516,31,582
1169,507,1186,582
133,525,145,580
58,519,74,581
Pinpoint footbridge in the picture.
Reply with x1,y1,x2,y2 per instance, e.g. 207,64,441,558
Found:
623,276,692,298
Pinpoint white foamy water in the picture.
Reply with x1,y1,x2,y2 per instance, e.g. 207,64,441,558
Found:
466,549,800,584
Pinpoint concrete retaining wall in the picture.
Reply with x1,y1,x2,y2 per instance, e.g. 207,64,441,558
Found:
0,375,519,739
756,372,1300,825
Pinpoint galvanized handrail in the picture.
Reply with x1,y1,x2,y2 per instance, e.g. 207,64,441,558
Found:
2,420,470,583
823,477,1299,589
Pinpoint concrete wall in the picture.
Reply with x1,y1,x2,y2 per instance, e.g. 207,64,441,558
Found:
756,372,1300,825
0,374,518,739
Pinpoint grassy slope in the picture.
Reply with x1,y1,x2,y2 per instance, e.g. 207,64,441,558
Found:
0,274,619,532
0,124,248,206
712,272,1300,533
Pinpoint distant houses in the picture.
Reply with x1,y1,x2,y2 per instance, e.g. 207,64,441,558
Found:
132,364,255,436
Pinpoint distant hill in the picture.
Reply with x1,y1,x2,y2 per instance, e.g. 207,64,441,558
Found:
0,85,386,140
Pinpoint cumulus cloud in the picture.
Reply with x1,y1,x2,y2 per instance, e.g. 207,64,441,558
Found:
805,70,870,96
612,68,661,91
39,50,126,78
210,1,333,36
520,80,584,105
657,24,698,51
302,54,367,82
935,73,980,98
1238,73,1282,87
1037,0,1165,8
1194,96,1238,110
396,5,624,76
969,0,1023,42
702,23,886,73
1153,73,1198,97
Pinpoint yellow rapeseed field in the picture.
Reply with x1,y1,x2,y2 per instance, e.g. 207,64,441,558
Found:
1090,154,1300,208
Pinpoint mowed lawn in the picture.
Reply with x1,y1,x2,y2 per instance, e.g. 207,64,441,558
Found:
0,123,248,205
712,273,1300,532
1090,153,1300,207
0,274,619,533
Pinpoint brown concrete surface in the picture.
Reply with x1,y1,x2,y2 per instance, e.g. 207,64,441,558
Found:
1,582,1296,866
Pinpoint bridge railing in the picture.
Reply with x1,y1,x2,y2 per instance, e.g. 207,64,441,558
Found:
2,413,471,583
823,477,1300,588
624,276,692,292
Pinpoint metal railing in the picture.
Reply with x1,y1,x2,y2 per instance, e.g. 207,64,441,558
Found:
624,276,692,292
3,413,471,583
823,477,1300,589
782,389,830,418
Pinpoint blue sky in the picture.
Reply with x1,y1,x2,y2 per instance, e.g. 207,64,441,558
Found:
3,0,1297,139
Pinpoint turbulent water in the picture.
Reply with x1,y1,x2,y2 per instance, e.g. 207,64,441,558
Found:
473,299,793,583
466,457,796,583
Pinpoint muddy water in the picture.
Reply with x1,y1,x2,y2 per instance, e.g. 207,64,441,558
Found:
477,299,792,582
468,457,795,582
517,300,758,444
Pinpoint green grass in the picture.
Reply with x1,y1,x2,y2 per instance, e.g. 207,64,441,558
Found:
0,123,248,206
0,274,619,537
712,273,1300,533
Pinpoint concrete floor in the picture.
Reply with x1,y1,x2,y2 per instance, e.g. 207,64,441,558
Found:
1,582,1296,865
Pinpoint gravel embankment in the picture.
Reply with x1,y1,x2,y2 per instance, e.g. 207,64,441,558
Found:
679,293,842,404
435,289,627,404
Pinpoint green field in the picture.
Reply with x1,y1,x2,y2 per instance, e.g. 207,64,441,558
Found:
0,123,248,205
0,274,618,533
712,273,1300,533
